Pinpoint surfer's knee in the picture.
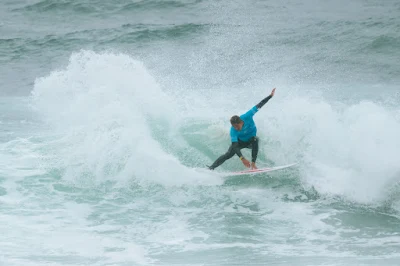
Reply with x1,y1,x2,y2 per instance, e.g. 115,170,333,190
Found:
225,145,236,157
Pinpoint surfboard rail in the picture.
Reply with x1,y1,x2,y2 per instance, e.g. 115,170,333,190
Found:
225,163,298,176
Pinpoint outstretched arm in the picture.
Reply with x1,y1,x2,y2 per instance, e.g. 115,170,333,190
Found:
256,88,276,109
241,88,276,119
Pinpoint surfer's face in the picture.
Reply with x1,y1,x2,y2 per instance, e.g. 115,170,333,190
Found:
232,121,243,131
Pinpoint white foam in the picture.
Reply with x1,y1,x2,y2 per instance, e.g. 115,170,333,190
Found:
31,50,220,187
0,200,153,265
253,93,400,205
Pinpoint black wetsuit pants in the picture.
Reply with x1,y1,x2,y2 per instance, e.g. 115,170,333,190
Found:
208,136,259,170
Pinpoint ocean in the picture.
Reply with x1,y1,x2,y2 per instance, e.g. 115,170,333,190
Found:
1,0,400,265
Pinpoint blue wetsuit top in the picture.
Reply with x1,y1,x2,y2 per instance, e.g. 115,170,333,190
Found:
230,106,258,142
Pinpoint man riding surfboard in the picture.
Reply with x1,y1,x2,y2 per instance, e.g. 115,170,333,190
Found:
208,88,276,170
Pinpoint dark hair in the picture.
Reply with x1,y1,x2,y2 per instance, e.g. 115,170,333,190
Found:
230,115,241,124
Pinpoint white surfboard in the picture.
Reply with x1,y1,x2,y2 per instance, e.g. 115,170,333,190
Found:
222,163,298,177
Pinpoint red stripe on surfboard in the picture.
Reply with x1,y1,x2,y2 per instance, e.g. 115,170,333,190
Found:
233,168,272,174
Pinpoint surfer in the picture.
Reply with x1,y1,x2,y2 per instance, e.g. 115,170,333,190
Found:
208,88,276,170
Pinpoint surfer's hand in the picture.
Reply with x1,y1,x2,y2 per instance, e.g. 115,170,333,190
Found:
270,88,276,97
241,158,251,168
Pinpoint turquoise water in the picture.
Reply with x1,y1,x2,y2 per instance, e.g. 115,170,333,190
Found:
1,0,400,265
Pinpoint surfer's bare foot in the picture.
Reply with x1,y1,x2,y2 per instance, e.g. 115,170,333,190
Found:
251,163,257,169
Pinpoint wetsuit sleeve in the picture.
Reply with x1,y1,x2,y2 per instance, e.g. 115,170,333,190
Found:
241,106,258,119
256,95,272,110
